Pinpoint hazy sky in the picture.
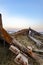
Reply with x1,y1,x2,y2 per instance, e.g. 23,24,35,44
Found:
0,0,43,31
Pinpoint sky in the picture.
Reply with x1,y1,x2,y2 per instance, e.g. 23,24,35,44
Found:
0,0,43,32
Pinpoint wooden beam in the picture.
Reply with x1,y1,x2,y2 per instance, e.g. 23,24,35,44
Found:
29,28,41,36
0,14,2,28
29,35,43,48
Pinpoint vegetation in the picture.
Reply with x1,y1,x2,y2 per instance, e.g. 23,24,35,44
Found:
0,33,43,65
0,43,17,65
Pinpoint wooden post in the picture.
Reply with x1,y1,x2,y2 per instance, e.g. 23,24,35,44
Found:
0,14,2,28
0,14,3,40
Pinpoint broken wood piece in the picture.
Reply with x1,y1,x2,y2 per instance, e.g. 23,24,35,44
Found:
9,45,20,55
29,35,43,48
0,14,2,28
0,28,13,44
33,49,43,53
14,53,29,65
0,14,3,38
29,28,41,36
27,46,32,51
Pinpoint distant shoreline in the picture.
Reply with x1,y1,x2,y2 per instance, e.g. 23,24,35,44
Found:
7,31,43,34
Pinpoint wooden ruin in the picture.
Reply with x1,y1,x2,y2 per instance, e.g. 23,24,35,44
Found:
28,27,43,48
0,13,43,65
28,27,41,36
0,14,4,42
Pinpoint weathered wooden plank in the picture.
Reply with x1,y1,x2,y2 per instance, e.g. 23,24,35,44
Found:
0,14,3,37
14,53,29,65
33,49,43,53
29,35,43,48
9,45,20,55
1,28,13,44
9,45,29,65
0,14,2,28
29,28,41,36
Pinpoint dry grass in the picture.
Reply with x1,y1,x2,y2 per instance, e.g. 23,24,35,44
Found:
14,34,38,49
0,43,17,65
13,34,43,65
0,32,43,65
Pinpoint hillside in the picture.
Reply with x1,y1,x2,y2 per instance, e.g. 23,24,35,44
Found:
0,29,43,65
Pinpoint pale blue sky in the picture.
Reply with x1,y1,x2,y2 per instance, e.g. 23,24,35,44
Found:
0,0,43,31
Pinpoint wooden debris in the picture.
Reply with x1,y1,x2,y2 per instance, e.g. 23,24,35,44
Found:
29,28,41,36
9,45,20,55
0,14,2,28
29,35,42,47
14,53,28,65
33,49,43,53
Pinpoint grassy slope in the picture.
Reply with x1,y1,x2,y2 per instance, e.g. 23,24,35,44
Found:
14,34,38,49
0,32,43,65
14,34,43,65
0,43,17,65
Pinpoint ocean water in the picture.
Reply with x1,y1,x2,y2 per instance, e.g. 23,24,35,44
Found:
7,30,18,34
7,29,19,34
8,31,43,35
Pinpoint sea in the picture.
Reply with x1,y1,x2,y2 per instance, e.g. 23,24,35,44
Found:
7,30,43,35
7,30,18,34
